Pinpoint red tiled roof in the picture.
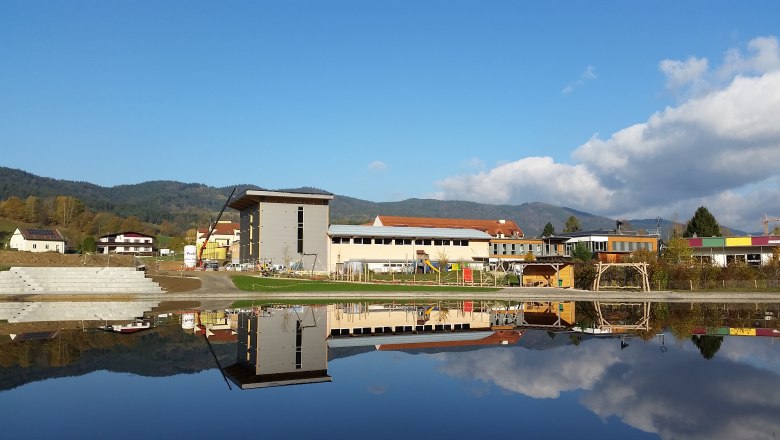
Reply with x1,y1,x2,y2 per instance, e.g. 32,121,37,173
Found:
197,222,240,236
374,216,523,237
377,330,523,350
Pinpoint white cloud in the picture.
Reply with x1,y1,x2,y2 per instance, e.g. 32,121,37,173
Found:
659,56,709,94
562,65,597,94
460,157,486,171
438,341,620,398
436,156,613,210
367,160,387,171
435,36,780,232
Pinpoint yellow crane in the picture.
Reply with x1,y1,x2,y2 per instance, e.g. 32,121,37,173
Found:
763,215,780,235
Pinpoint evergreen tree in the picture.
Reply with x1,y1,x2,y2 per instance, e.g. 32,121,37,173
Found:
82,236,97,253
691,335,723,360
572,242,592,261
683,206,721,237
564,215,582,233
542,222,555,237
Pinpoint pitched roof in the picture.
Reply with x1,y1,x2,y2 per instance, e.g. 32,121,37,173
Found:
373,215,523,237
18,228,65,242
98,231,154,239
198,222,240,236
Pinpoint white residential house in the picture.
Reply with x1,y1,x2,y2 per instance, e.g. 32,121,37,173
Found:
8,228,66,253
97,231,155,255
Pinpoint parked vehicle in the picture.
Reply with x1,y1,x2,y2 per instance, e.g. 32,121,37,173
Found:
203,260,220,271
224,263,243,271
240,263,255,271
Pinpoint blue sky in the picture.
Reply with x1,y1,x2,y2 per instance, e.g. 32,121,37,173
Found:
2,1,779,232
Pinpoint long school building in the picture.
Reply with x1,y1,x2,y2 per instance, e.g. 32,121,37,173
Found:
328,224,492,273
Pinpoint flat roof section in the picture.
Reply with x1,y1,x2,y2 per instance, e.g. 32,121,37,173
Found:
229,189,334,211
329,225,493,240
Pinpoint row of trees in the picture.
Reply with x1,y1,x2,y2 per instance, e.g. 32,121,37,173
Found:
0,195,200,253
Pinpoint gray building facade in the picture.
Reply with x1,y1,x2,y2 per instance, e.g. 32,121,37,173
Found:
228,189,333,272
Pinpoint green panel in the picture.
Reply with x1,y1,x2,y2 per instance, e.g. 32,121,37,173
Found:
714,327,730,335
701,237,725,247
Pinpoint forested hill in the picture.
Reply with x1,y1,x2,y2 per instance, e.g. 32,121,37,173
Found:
1,166,672,237
329,196,617,236
0,166,260,227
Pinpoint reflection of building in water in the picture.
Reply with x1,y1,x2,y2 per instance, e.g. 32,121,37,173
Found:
328,301,575,336
327,301,575,350
224,306,331,389
182,310,237,342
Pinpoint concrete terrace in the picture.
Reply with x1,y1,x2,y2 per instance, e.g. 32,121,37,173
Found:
0,267,163,294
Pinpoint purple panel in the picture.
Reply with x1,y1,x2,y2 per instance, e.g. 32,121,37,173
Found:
752,236,771,245
756,328,780,337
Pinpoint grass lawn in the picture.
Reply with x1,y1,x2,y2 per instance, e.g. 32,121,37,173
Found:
231,275,501,293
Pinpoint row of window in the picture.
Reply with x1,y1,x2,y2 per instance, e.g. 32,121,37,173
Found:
332,237,470,246
100,247,152,252
492,243,543,255
611,241,653,252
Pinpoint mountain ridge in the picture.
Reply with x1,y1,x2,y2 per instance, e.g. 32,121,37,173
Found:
0,166,732,237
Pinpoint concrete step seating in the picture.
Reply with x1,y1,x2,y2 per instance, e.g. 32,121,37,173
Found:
0,267,163,294
0,300,160,323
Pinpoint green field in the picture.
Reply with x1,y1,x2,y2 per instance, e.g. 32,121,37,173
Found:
231,275,501,293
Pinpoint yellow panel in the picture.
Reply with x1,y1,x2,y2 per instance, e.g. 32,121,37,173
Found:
725,237,751,247
729,328,756,336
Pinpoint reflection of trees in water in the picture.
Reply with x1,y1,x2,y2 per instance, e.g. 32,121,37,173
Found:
691,335,723,360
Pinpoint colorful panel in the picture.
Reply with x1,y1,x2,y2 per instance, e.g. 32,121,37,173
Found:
752,236,771,246
725,237,751,247
687,238,702,247
756,328,780,337
701,238,725,247
729,328,756,336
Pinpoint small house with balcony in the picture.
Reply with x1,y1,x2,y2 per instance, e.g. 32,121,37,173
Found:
97,231,155,256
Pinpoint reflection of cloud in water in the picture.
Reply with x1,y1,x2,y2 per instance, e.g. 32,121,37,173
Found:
437,340,620,398
437,339,780,439
717,337,780,374
367,384,387,395
582,343,780,439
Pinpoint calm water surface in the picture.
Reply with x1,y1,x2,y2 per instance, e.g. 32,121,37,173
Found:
1,299,779,439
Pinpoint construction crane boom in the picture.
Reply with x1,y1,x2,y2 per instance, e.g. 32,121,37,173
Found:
763,215,780,235
197,187,238,267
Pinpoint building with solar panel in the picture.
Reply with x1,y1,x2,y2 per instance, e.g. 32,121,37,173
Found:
8,228,66,253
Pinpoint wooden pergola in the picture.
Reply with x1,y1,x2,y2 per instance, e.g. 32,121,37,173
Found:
592,262,650,292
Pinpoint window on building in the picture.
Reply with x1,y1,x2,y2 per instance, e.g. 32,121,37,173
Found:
397,238,412,245
415,239,432,246
297,207,304,254
433,239,450,246
295,320,303,369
